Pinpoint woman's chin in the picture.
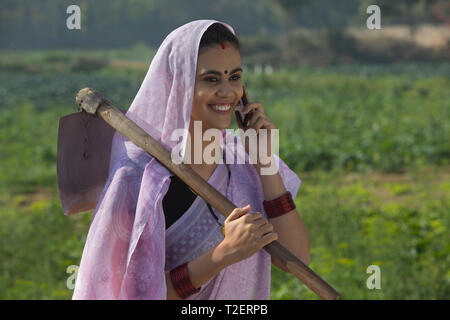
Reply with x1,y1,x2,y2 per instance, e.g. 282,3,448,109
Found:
218,120,232,131
205,124,228,131
202,119,231,131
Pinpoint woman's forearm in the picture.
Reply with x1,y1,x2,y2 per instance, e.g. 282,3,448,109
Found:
256,159,311,269
166,242,229,299
255,156,287,200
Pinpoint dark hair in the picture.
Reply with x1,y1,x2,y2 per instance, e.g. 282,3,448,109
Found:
199,23,240,53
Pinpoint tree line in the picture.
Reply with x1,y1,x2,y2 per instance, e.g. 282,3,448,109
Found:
0,0,446,50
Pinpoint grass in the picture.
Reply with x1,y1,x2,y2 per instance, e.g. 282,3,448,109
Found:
1,164,447,299
0,56,448,299
270,165,450,299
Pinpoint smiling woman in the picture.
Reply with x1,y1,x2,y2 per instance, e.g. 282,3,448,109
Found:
71,20,306,301
190,24,243,133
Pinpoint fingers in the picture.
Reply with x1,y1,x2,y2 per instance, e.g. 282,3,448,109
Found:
243,102,264,114
242,212,263,222
247,217,274,237
226,204,251,222
238,101,277,134
251,115,264,130
258,220,274,235
260,231,278,246
252,115,273,133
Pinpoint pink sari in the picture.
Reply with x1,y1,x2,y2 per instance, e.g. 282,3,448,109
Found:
71,20,301,300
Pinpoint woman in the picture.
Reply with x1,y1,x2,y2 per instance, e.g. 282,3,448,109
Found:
72,20,309,300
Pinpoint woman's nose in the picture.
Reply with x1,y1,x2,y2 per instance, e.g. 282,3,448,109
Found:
216,81,235,98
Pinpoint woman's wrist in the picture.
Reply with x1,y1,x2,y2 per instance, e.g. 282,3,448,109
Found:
215,240,234,268
253,155,276,174
167,242,231,299
186,242,230,290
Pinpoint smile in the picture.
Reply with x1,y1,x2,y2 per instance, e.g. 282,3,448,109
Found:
208,103,233,114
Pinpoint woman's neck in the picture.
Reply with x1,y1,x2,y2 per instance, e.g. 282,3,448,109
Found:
187,121,219,181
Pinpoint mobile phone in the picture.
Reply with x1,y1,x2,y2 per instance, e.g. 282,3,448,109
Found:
235,86,253,128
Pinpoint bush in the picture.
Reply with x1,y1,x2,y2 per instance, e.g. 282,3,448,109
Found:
70,56,109,72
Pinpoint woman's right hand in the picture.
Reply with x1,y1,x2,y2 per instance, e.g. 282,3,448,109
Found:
218,204,278,266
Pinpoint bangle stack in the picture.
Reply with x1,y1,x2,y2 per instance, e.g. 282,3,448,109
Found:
263,191,296,219
170,262,200,299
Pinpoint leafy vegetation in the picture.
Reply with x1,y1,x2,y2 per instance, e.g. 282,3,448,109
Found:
0,55,448,299
271,166,450,299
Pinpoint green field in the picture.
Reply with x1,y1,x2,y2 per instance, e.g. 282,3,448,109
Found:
0,52,449,299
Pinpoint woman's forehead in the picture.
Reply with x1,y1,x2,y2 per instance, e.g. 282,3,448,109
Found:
197,45,241,71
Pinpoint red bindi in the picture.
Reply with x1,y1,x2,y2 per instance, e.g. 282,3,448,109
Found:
220,42,225,50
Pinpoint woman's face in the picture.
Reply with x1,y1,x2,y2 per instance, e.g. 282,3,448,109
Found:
191,42,243,131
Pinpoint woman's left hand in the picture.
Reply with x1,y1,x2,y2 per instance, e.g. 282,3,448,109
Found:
235,88,276,171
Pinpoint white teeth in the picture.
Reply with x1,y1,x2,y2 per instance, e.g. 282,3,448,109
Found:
210,104,231,111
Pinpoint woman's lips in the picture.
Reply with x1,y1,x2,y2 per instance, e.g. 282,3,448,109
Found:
208,103,233,114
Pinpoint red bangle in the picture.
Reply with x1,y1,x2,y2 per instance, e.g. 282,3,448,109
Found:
170,262,200,299
263,191,296,219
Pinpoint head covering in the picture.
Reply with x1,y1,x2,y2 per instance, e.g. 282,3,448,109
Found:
111,20,235,167
72,19,301,300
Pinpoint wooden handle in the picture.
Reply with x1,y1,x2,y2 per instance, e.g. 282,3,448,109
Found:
76,88,341,300
265,241,341,300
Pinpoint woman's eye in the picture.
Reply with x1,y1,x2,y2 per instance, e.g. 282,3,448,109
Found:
204,75,240,82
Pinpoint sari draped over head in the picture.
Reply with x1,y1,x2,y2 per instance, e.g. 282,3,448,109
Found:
72,19,302,300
